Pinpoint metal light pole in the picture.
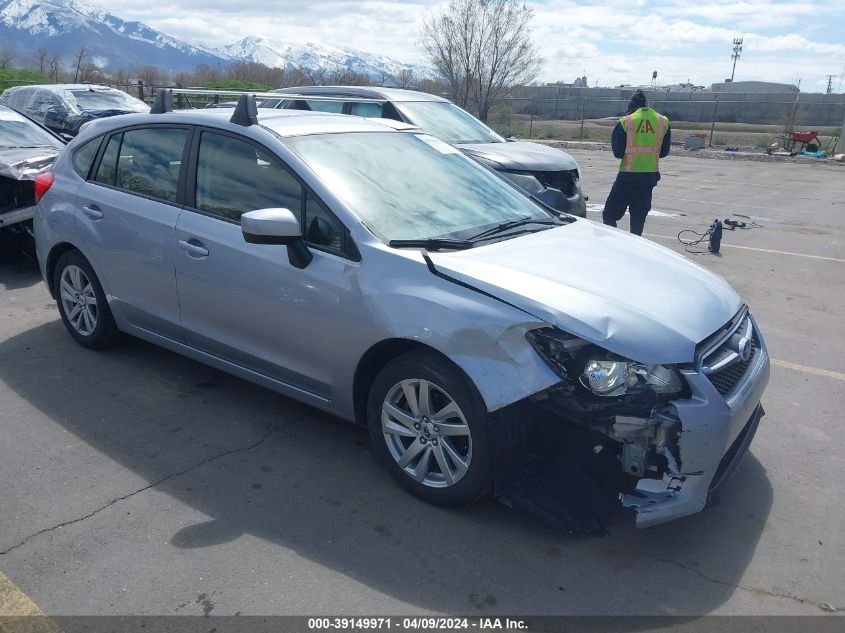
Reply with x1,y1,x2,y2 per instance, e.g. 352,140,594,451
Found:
730,37,743,82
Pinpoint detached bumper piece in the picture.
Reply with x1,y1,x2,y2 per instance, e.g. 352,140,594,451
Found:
490,408,620,536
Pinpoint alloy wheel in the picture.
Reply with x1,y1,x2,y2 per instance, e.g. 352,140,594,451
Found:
381,378,473,488
59,265,98,336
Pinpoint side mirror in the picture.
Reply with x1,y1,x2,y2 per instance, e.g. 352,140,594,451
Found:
241,208,312,269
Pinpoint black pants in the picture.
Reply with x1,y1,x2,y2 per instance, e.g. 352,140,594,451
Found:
602,178,656,236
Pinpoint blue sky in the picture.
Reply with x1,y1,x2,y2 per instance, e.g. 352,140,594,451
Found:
103,0,845,92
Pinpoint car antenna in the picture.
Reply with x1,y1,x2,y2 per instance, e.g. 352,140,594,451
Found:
150,88,173,114
230,93,258,127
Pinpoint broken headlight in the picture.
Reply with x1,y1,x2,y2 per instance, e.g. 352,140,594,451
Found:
581,360,683,397
526,327,684,397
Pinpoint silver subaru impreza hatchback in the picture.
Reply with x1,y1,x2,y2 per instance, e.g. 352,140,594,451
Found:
33,94,769,533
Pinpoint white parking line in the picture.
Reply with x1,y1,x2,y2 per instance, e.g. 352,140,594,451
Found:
644,233,845,263
586,203,679,218
771,359,845,382
653,195,775,211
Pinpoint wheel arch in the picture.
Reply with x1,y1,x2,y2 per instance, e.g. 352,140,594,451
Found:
45,242,82,298
353,338,470,427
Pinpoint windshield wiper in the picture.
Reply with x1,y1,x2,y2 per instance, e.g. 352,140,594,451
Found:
466,217,560,242
388,238,474,251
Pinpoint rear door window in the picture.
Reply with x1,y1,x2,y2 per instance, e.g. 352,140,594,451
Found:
91,127,187,203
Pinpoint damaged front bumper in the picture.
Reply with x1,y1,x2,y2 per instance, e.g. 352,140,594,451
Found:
498,312,770,533
620,341,769,527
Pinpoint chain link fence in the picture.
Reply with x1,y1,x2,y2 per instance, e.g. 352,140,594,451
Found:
482,89,844,151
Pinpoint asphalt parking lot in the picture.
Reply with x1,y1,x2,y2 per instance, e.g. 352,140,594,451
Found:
0,149,843,618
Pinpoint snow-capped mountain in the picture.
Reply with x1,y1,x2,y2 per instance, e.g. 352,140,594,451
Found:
0,0,224,70
219,36,430,82
0,0,431,82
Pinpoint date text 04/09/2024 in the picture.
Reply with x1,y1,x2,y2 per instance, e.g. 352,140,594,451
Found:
307,617,529,630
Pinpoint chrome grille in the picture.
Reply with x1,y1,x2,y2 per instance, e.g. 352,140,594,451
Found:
700,313,759,398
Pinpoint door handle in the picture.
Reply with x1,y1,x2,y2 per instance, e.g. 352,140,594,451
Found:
81,204,103,220
178,239,209,257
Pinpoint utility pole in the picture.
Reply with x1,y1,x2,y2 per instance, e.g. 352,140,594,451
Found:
826,75,835,94
729,37,743,82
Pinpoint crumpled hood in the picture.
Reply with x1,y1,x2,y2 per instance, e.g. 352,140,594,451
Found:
458,140,579,171
427,220,742,364
0,148,59,180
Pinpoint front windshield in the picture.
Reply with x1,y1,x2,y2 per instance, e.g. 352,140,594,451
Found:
0,108,62,148
286,132,552,243
69,90,149,113
395,102,503,144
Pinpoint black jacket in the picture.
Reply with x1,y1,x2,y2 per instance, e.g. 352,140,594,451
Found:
611,109,671,185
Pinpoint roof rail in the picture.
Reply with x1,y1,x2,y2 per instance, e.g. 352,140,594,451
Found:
230,93,258,127
150,88,173,114
145,87,386,104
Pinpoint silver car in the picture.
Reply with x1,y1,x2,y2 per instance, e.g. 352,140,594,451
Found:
34,95,769,532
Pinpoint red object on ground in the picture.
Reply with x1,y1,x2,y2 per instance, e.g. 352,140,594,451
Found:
788,131,820,144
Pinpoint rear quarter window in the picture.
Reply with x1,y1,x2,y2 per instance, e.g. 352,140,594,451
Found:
305,100,343,113
348,102,383,117
72,137,101,179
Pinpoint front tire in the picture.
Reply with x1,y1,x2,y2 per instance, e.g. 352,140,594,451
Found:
53,250,120,349
367,350,493,506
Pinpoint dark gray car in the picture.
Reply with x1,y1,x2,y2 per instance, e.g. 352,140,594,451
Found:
265,86,587,217
1,84,149,136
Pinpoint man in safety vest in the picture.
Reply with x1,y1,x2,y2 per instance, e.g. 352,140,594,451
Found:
602,90,671,235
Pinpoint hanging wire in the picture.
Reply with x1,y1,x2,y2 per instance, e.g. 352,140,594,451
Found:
677,227,714,254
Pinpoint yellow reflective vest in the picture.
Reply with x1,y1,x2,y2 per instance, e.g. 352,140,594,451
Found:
619,107,669,173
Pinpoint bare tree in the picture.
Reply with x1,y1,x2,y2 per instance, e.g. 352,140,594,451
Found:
330,67,371,86
79,61,105,83
0,48,14,69
393,67,417,89
48,54,63,81
303,66,329,86
72,47,87,82
193,64,224,85
420,0,543,121
135,65,162,87
35,48,49,75
282,65,315,87
111,68,130,86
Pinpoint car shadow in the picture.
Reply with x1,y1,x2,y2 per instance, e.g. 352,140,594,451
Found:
0,321,773,616
0,249,41,291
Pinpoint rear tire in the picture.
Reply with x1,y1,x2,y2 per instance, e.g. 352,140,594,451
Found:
367,350,493,506
53,250,120,349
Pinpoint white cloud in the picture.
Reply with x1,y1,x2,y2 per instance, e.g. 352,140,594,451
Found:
83,0,845,90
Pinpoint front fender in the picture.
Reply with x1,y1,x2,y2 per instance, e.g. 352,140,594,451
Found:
362,281,560,413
